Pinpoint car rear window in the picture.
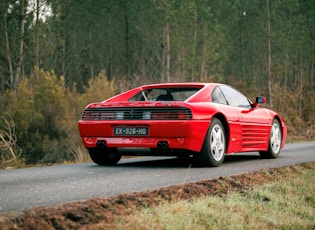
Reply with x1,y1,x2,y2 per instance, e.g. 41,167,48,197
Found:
129,87,201,101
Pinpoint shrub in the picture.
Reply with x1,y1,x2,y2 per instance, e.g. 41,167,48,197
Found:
2,68,115,165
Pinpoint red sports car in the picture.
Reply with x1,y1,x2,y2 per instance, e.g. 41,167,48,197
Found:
78,83,287,167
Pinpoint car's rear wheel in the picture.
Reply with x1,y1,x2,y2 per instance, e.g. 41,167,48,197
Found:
259,119,282,159
88,148,121,165
195,118,226,167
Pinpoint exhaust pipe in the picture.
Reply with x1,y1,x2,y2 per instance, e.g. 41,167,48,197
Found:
96,140,106,148
157,141,169,150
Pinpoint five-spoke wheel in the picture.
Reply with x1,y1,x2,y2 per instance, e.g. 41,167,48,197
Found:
260,119,282,159
196,118,226,167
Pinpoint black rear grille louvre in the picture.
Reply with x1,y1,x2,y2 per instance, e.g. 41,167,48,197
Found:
81,107,192,120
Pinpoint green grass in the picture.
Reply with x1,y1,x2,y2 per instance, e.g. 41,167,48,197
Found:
112,167,315,230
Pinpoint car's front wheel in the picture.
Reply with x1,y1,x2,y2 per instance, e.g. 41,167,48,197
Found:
88,148,121,165
259,119,282,159
195,118,226,167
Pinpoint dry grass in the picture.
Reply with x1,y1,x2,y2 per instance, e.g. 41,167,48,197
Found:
116,175,314,229
103,163,315,230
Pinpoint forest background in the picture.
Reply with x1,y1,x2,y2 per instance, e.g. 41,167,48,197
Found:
0,0,314,167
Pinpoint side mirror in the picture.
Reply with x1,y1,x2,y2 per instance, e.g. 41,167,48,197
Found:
252,96,266,108
256,96,267,104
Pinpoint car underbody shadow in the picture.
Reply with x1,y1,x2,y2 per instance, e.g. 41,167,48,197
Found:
89,152,265,168
224,152,262,163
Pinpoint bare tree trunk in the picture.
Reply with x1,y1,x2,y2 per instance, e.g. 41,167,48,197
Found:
200,41,206,81
161,37,166,82
86,0,94,78
60,11,66,76
283,12,292,91
266,0,272,108
107,15,113,80
14,0,26,90
299,48,303,117
294,56,298,87
166,20,170,82
124,0,130,79
311,63,314,92
2,2,14,89
239,6,244,79
34,0,40,68
62,30,66,76
89,25,94,78
191,6,197,81
284,50,288,89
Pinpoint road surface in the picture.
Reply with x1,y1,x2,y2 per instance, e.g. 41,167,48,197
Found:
0,142,314,213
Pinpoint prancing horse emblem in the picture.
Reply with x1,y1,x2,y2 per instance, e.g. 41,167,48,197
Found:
129,109,135,118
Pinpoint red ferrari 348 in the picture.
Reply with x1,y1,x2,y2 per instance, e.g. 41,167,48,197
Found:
78,83,287,167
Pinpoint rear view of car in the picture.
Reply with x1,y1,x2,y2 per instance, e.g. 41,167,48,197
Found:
78,83,211,165
78,82,286,167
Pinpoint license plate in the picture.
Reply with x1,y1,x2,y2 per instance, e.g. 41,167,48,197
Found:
114,127,149,136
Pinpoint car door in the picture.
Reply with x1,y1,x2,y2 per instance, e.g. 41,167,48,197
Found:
219,85,271,151
211,86,242,153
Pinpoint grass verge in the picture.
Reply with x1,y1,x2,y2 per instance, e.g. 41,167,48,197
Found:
114,170,314,229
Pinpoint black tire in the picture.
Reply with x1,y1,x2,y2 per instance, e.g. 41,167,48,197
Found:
88,148,121,165
195,118,226,167
259,119,282,159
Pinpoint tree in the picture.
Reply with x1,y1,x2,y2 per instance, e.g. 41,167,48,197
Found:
0,0,28,90
266,0,272,108
1,0,13,91
13,0,26,90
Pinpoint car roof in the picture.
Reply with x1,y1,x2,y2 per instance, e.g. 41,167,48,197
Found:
104,82,224,103
139,82,219,88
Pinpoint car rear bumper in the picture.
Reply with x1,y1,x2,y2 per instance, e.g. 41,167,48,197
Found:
81,136,203,152
78,120,210,152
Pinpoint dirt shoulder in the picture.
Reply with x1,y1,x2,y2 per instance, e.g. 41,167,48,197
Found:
1,162,314,230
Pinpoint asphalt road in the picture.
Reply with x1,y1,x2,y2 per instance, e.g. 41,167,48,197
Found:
1,142,314,213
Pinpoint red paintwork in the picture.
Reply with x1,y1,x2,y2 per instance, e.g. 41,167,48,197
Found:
78,83,287,155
